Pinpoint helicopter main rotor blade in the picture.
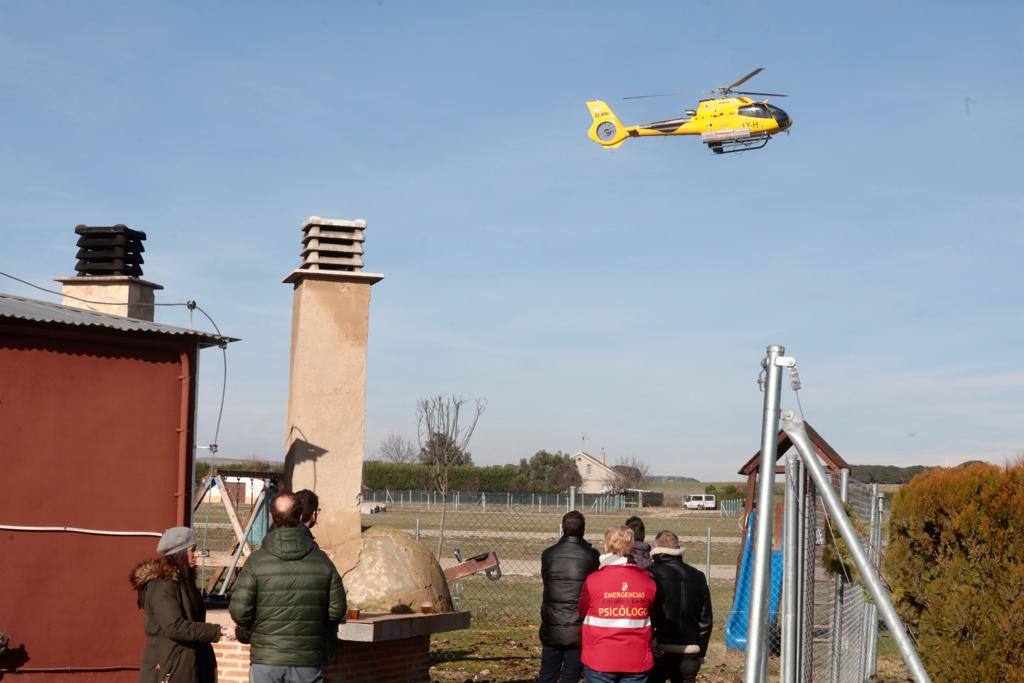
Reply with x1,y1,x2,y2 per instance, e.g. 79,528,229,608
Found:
733,90,788,97
723,67,763,92
623,92,689,100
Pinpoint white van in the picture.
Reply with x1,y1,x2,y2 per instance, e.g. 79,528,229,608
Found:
683,494,717,510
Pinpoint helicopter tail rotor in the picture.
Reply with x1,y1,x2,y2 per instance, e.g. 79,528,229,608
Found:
586,101,630,148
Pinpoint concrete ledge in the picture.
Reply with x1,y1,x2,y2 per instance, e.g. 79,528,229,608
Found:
338,611,471,643
282,269,384,285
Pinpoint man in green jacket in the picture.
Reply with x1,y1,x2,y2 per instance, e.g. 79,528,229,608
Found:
230,492,346,683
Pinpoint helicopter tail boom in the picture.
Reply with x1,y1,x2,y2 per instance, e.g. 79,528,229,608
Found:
586,101,630,148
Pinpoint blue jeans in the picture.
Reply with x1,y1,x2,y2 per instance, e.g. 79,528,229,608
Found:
537,644,583,682
583,667,649,683
249,664,324,683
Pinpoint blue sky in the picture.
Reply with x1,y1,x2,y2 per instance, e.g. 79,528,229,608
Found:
2,2,1021,481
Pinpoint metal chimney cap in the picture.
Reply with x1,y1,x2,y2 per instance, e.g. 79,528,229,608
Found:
74,223,148,278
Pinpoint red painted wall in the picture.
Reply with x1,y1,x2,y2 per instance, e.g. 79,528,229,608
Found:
0,323,197,680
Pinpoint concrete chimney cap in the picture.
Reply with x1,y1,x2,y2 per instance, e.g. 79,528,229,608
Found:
302,216,367,230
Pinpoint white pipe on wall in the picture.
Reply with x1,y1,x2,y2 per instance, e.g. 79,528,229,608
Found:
0,524,161,537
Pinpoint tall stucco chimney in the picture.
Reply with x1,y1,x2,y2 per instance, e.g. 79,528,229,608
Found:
54,224,162,321
282,216,383,570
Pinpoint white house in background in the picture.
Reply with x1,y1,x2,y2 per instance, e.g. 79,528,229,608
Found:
574,450,626,494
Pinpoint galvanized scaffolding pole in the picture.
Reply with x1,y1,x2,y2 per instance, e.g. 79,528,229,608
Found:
744,344,785,683
795,457,808,682
829,469,850,683
859,482,881,682
864,487,883,678
781,451,800,682
781,411,932,683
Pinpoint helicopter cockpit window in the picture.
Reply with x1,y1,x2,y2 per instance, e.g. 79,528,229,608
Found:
737,104,772,119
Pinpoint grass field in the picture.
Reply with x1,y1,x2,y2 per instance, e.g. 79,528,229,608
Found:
432,574,911,682
193,497,912,682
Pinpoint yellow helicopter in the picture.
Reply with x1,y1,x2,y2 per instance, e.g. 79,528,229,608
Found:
586,68,792,154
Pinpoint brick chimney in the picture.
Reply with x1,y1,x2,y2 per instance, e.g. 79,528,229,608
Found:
54,224,162,321
283,216,383,568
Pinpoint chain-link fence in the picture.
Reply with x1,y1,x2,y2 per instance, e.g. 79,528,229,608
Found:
363,489,631,513
193,478,890,680
358,490,747,680
796,474,886,683
699,471,889,682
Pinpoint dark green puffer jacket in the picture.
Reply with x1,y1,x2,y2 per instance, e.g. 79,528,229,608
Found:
229,527,346,666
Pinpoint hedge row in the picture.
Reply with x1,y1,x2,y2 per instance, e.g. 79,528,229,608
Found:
885,462,1024,681
362,461,566,494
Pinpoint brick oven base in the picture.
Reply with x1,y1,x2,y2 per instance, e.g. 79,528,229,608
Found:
214,636,431,683
207,609,470,683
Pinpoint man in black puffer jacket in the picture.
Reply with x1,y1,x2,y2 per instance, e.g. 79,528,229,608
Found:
647,530,713,683
230,492,346,683
537,510,599,682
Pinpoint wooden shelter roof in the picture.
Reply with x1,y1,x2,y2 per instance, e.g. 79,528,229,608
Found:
737,421,850,475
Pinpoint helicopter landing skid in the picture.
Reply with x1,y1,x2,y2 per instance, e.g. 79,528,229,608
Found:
708,135,771,155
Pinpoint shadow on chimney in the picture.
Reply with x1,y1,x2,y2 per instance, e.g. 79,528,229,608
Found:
284,431,328,492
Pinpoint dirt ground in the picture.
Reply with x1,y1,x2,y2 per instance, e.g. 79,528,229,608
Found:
428,625,913,682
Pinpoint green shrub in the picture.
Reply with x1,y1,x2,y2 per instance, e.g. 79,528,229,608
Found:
362,460,571,494
884,462,1024,681
363,461,431,490
820,502,865,583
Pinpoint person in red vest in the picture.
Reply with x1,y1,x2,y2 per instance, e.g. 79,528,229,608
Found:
578,525,658,682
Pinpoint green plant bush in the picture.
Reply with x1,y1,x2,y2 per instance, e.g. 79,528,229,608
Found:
362,461,568,494
820,502,865,583
884,462,1024,681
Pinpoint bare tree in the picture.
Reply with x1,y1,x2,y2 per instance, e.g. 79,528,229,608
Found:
378,431,418,464
416,394,486,557
613,455,652,490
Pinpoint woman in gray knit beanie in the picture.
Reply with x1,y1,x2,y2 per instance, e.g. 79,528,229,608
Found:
130,527,232,682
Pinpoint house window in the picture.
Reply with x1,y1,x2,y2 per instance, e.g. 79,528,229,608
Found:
587,464,592,475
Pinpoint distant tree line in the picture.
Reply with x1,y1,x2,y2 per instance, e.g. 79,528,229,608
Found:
364,449,581,494
703,483,743,500
849,464,933,484
194,459,282,481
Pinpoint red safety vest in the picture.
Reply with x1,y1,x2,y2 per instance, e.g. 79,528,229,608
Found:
578,562,657,673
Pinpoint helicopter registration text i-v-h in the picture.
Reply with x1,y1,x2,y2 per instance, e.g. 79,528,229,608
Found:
586,68,792,154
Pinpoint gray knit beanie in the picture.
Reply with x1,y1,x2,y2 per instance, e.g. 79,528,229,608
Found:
157,526,198,556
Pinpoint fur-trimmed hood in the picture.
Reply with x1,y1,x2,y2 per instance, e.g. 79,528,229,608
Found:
130,557,178,591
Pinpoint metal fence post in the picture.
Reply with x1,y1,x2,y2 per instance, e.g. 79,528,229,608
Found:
829,471,849,683
782,451,800,683
859,482,880,682
745,344,785,683
795,458,808,682
482,492,486,513
415,518,421,540
865,489,883,678
705,527,712,580
569,486,576,512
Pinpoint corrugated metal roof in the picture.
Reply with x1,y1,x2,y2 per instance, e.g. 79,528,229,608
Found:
0,292,237,347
